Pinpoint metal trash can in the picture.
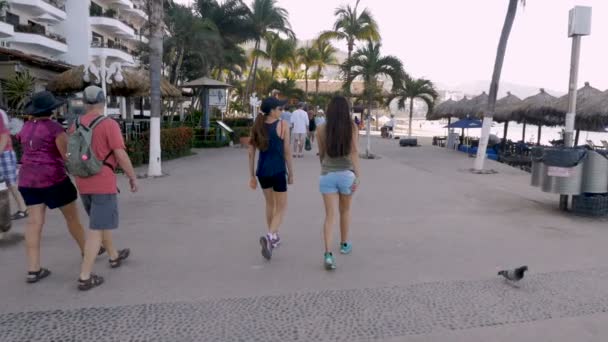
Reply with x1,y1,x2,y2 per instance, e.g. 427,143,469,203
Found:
0,180,11,234
530,147,545,187
541,148,586,195
582,151,608,193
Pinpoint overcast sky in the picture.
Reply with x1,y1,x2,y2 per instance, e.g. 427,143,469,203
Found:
175,0,607,92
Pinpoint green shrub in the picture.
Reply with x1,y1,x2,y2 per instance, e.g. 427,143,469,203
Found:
126,127,194,166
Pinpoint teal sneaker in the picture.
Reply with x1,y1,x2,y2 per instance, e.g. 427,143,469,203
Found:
340,242,352,255
324,252,336,270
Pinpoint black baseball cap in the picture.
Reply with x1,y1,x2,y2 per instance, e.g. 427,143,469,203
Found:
260,97,287,115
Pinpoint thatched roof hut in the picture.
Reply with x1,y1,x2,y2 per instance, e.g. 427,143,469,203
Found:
428,98,456,120
576,90,608,131
493,92,522,123
511,88,560,126
47,66,182,98
454,92,488,119
554,82,601,113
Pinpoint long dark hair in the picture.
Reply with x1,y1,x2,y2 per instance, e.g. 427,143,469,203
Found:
250,113,269,151
325,96,353,158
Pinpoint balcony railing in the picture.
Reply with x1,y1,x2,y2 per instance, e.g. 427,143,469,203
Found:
14,24,66,43
42,0,66,11
91,41,137,56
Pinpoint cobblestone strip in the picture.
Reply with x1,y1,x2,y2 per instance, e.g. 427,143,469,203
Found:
2,269,608,342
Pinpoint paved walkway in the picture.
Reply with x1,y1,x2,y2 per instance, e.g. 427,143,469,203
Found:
2,137,608,341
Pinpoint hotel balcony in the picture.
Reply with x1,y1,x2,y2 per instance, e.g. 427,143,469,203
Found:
94,0,133,10
90,15,136,40
8,0,67,21
11,24,67,54
0,21,15,38
90,41,135,65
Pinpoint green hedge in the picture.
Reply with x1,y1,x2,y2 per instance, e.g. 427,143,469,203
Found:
127,127,194,166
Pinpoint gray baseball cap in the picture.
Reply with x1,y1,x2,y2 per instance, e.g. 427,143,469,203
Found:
83,85,106,104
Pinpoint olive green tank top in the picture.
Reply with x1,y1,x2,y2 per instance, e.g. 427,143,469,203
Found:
321,155,354,175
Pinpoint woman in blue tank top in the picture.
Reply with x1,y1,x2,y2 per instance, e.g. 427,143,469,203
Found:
248,97,294,261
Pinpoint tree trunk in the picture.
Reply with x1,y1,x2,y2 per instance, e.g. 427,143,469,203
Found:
366,94,372,158
250,40,261,96
243,40,260,106
408,97,414,137
304,68,309,100
147,0,163,177
474,0,520,171
315,65,321,100
345,41,354,93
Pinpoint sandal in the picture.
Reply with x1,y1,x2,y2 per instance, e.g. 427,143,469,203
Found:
78,274,104,291
26,268,51,284
81,247,106,258
109,248,130,268
11,211,28,220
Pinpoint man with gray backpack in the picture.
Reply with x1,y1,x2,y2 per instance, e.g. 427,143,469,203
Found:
68,86,138,291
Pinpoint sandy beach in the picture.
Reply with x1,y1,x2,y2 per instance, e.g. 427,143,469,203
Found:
384,119,607,146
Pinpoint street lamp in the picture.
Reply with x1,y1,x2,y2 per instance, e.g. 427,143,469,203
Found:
249,93,261,118
83,56,124,116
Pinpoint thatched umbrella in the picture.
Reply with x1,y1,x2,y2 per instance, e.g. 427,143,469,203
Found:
493,92,522,150
47,66,182,98
553,82,602,144
576,90,608,133
454,92,488,119
46,65,85,94
511,89,560,144
428,98,456,121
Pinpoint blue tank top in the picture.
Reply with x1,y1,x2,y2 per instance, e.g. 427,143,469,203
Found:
256,120,286,177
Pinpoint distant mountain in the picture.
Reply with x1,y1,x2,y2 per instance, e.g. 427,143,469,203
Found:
439,80,565,99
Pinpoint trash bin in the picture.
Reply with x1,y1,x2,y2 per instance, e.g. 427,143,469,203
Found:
0,180,10,234
582,151,608,194
541,148,586,195
530,147,545,187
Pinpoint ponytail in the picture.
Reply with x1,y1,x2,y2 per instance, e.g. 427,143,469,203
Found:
250,114,269,151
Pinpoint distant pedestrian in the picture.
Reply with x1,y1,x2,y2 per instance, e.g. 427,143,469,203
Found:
0,107,28,220
16,91,96,284
290,102,309,158
280,106,293,136
315,110,326,128
249,97,293,261
73,86,138,291
316,96,361,270
307,109,317,144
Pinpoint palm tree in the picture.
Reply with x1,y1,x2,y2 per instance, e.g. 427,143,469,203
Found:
313,37,337,100
389,76,438,137
343,40,404,158
474,0,525,171
321,0,380,90
245,0,294,100
254,68,274,96
297,45,319,100
148,0,164,177
254,32,296,79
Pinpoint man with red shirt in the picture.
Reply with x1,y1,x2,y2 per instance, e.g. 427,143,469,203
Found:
76,86,138,291
0,107,28,220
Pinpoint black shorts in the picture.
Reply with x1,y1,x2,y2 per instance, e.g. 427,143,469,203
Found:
258,173,287,192
19,177,78,209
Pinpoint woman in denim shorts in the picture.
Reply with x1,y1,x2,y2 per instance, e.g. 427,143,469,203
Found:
316,96,361,270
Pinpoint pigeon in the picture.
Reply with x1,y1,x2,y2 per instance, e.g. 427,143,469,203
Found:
498,266,528,282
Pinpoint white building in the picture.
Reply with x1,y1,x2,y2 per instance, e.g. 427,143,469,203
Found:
2,0,148,68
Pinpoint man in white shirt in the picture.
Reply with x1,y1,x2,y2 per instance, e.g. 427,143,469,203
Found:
290,102,309,158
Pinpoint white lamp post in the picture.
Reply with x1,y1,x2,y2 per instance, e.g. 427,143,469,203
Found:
560,6,592,211
249,93,261,118
83,56,124,116
564,6,592,147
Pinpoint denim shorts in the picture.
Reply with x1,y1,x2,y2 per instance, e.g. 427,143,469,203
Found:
81,194,119,230
319,170,356,195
